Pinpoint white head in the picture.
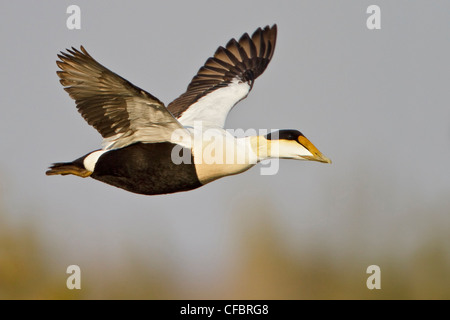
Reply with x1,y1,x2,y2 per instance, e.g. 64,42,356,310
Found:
251,129,332,163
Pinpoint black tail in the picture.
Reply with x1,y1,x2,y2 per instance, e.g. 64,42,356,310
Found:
46,157,91,178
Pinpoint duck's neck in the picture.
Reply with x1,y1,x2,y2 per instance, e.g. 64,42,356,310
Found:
191,133,267,185
245,135,273,162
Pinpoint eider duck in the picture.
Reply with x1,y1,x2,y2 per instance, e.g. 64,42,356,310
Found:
46,24,331,195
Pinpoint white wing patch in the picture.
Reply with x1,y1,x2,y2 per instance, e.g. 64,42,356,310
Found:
177,79,251,128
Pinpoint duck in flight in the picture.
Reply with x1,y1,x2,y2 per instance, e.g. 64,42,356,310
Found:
46,24,331,195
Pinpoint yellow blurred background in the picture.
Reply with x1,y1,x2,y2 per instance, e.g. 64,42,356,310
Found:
1,195,448,300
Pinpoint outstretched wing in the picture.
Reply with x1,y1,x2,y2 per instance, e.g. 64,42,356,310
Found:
57,46,188,149
167,24,277,128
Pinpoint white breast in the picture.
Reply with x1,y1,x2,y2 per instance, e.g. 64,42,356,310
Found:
189,128,258,184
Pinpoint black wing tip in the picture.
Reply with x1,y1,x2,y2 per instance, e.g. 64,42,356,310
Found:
263,24,278,32
56,45,94,75
232,24,278,47
57,45,89,61
251,23,277,35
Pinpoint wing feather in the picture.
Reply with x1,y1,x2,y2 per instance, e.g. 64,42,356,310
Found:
57,46,187,149
167,24,277,128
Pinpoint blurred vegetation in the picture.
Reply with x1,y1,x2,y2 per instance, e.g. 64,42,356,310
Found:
0,198,449,299
227,211,450,300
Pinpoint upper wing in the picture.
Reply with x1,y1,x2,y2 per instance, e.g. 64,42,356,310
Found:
167,24,277,128
57,46,188,150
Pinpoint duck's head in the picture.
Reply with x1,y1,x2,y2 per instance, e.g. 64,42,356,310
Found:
257,129,331,163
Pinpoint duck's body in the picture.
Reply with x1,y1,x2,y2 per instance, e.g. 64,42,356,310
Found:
90,142,201,195
48,133,259,195
46,25,331,195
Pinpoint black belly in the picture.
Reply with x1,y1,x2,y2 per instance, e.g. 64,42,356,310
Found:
91,142,202,195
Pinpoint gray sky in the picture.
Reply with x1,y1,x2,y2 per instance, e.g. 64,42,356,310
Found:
1,1,449,288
